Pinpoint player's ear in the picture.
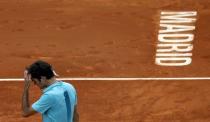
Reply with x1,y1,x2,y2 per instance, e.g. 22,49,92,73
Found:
40,76,47,83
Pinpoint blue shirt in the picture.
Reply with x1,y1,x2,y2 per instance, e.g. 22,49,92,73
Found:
32,81,77,122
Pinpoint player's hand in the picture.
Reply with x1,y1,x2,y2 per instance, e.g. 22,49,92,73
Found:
24,70,31,88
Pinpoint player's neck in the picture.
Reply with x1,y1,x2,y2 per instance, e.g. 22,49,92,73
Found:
46,77,57,86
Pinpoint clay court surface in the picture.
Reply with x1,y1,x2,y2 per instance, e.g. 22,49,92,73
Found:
0,0,210,121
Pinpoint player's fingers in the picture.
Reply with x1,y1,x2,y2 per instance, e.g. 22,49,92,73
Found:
24,70,28,77
28,74,32,81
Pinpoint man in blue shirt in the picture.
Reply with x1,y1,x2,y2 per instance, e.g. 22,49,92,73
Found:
22,60,79,122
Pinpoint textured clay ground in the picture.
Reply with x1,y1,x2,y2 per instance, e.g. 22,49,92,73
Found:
0,0,210,122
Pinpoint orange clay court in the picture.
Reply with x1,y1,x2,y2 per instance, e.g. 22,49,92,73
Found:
0,0,210,122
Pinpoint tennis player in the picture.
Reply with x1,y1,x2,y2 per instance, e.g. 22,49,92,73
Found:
22,60,79,122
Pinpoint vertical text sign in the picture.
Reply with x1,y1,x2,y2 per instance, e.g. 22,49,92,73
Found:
155,11,197,66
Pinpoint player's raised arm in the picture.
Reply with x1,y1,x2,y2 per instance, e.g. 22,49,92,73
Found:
21,70,37,117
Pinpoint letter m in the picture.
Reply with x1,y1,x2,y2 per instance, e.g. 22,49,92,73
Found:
160,11,197,23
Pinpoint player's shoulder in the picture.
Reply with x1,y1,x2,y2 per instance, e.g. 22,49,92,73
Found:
60,81,77,92
43,82,64,95
60,81,74,88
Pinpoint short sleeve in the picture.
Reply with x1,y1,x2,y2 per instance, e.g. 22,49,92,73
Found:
32,94,54,114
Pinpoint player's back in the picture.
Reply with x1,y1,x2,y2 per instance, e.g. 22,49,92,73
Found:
32,82,66,122
60,81,77,121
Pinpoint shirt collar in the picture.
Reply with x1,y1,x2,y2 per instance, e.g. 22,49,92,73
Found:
42,81,62,93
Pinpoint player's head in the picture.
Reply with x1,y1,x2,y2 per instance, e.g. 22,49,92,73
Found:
27,60,55,89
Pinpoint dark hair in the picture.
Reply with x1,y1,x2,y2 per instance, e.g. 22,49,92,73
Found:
27,60,55,80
